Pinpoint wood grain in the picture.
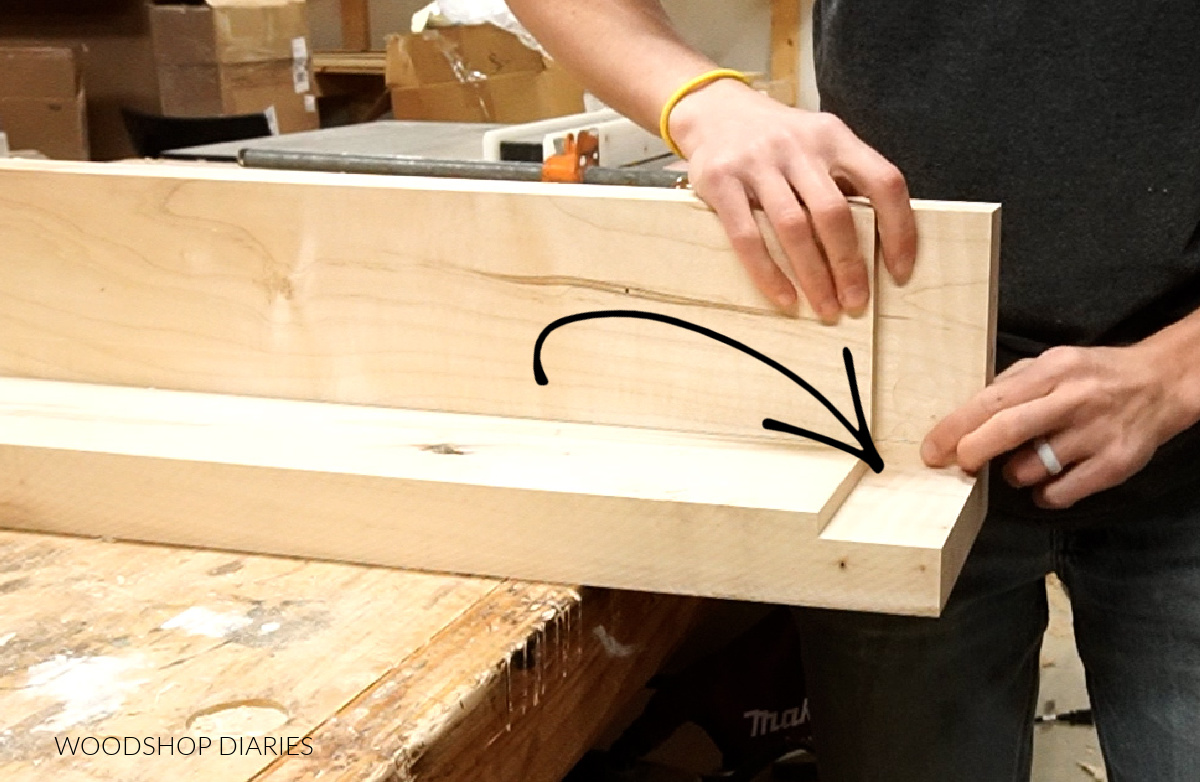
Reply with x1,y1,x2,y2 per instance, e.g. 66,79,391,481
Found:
827,198,1001,612
0,162,999,615
0,530,501,782
0,159,874,448
0,376,872,607
257,587,701,782
0,528,692,782
0,374,861,529
0,378,982,614
871,202,1001,449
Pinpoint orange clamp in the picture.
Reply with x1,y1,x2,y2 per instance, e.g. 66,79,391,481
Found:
541,130,600,184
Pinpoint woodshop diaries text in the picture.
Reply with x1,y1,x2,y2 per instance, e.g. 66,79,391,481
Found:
53,735,314,757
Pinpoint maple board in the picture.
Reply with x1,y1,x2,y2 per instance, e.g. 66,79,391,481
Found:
0,160,999,613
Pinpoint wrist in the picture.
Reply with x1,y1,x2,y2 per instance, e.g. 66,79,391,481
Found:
1136,322,1200,437
665,77,759,157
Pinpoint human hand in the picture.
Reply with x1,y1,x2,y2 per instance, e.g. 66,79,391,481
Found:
920,344,1190,509
668,79,916,320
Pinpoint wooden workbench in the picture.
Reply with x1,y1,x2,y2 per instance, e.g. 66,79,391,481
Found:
0,530,700,781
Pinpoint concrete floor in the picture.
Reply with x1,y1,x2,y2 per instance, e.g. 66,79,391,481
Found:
1033,576,1105,782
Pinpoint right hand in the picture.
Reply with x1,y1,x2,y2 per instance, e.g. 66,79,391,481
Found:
668,79,917,321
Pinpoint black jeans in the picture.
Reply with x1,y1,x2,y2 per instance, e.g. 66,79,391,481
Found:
795,489,1200,781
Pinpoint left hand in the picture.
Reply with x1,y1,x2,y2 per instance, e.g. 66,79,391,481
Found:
920,344,1185,509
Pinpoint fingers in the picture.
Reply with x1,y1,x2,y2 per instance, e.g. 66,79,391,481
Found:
752,174,840,320
921,342,1163,508
703,178,797,310
995,357,1036,380
835,138,916,284
922,365,1063,467
680,101,913,316
1003,435,1119,510
786,161,870,315
1002,432,1087,488
953,393,1077,472
1004,434,1151,510
1034,464,1104,510
1035,454,1135,510
1034,440,1153,510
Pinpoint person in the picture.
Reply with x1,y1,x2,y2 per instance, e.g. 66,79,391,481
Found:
506,2,1200,780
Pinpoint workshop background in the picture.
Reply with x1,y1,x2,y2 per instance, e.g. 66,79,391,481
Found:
0,1,1101,780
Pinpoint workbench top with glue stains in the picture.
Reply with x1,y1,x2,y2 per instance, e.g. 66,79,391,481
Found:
0,530,699,782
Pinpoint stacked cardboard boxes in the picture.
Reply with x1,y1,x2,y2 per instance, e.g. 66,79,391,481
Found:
386,25,585,123
0,0,162,160
149,0,319,133
0,45,88,159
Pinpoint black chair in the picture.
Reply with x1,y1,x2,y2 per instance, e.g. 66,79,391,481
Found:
121,108,274,159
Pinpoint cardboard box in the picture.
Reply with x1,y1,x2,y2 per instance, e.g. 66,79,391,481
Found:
149,1,318,133
386,26,584,123
158,60,316,133
150,0,310,65
385,25,545,90
0,46,88,159
390,64,584,124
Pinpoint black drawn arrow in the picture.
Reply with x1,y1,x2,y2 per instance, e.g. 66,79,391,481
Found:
532,309,884,473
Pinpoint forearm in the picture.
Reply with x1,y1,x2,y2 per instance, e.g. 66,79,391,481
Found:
506,0,716,130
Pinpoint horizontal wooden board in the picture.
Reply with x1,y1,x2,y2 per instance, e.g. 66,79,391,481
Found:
0,376,978,613
0,377,866,596
0,376,861,529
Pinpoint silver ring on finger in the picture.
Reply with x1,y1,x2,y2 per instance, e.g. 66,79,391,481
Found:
1034,438,1064,477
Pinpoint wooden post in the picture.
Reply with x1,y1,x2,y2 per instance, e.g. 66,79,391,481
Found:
341,0,371,51
769,0,801,106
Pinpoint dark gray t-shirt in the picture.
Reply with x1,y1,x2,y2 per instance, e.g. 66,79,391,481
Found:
813,2,1200,519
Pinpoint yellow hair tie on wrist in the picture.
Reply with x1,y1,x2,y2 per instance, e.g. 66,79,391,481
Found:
659,68,751,159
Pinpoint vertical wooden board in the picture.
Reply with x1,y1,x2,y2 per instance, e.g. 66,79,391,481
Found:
872,202,1000,448
0,441,947,611
0,161,874,449
817,199,1000,612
